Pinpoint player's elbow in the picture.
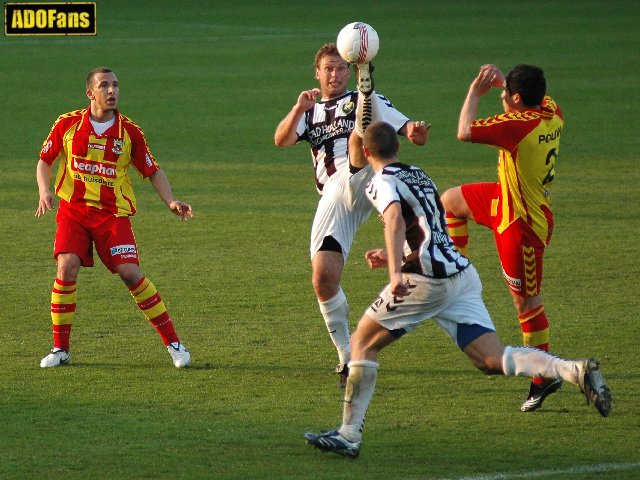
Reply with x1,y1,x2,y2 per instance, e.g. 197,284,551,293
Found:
457,130,471,142
274,129,296,147
274,135,291,148
274,134,285,147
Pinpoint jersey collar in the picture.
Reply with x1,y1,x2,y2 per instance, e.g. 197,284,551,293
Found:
80,106,123,137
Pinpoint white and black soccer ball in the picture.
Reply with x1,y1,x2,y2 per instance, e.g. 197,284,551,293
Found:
336,22,379,64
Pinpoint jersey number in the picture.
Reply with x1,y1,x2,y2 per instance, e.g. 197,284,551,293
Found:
542,148,557,186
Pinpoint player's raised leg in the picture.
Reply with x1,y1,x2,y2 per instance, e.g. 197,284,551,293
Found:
354,63,376,138
463,332,612,417
441,186,472,257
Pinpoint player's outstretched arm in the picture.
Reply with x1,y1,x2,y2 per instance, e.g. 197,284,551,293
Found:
274,88,320,147
149,169,193,222
35,159,55,217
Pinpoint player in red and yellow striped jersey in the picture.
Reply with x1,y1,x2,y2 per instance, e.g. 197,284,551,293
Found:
36,67,193,369
441,64,564,412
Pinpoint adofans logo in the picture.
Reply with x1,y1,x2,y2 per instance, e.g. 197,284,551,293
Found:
4,2,96,36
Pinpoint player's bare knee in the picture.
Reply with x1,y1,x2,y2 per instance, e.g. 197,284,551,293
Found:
56,254,80,280
350,336,368,357
440,186,469,218
440,187,453,205
312,272,340,299
115,264,143,288
350,341,377,362
440,187,459,210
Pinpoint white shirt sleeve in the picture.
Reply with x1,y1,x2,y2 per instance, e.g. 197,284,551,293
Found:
372,92,410,133
366,173,399,215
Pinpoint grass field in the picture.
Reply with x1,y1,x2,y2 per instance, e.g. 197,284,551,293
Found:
1,1,639,479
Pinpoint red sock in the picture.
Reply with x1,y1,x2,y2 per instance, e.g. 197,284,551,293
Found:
148,312,179,346
445,212,469,257
53,324,72,351
129,277,180,346
51,278,77,351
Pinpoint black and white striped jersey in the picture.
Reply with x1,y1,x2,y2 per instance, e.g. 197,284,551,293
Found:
296,90,407,194
366,162,470,279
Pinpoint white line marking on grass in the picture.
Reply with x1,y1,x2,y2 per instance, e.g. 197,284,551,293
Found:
436,462,640,480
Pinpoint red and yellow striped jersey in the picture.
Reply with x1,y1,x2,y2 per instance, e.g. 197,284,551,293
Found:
40,107,159,217
470,96,564,244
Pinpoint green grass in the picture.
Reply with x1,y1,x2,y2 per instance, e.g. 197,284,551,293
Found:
1,1,639,478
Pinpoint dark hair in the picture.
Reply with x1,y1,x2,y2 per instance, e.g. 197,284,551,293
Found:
505,64,546,107
363,121,399,158
314,43,343,69
86,67,114,90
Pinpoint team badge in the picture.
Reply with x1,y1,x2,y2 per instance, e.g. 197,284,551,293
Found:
342,101,355,115
112,138,124,155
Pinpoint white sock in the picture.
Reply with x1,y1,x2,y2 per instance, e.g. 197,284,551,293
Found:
355,90,378,137
338,360,379,443
318,288,351,365
502,346,583,386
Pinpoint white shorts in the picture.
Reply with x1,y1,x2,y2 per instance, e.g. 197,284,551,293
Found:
366,266,496,349
310,165,374,262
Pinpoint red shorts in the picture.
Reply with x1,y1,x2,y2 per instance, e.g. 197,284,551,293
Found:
461,182,550,298
54,200,139,273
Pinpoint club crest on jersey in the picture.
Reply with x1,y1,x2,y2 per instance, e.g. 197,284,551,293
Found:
112,138,124,155
342,101,355,115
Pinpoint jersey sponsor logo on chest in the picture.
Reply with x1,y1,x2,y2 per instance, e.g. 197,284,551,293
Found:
308,118,355,147
72,156,116,178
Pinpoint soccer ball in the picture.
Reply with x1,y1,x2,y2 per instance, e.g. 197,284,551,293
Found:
336,22,379,64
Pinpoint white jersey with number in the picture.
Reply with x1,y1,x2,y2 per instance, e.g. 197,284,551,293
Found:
364,163,494,346
366,162,470,278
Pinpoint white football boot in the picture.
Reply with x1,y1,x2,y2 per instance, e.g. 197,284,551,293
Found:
40,348,71,368
167,342,191,368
